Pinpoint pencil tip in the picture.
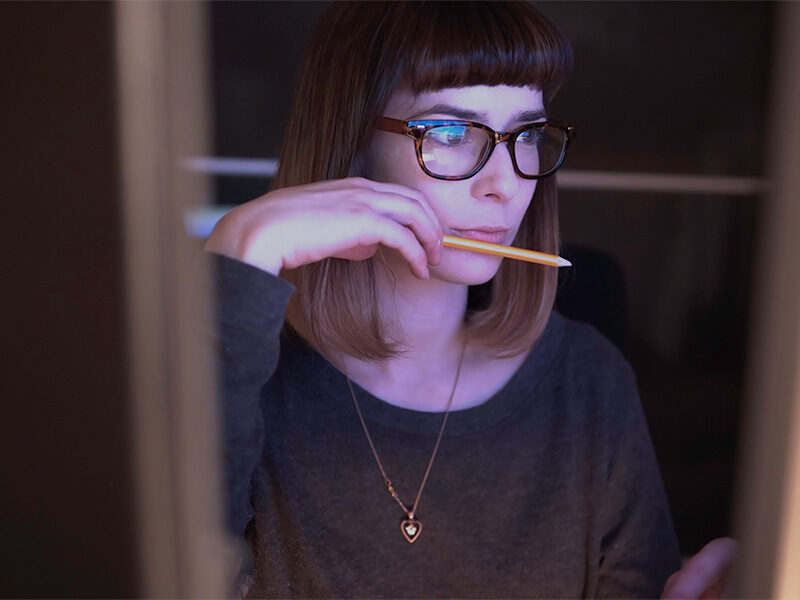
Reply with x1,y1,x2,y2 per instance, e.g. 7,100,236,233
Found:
557,257,572,267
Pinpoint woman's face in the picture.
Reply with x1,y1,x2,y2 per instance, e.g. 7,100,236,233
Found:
365,85,544,286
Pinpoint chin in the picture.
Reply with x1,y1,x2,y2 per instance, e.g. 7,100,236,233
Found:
432,252,503,286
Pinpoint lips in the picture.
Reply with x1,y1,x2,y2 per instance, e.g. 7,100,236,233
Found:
451,229,509,244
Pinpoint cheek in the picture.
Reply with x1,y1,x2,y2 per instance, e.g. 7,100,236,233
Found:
506,187,536,240
366,136,422,183
525,181,538,208
419,186,474,229
514,186,537,222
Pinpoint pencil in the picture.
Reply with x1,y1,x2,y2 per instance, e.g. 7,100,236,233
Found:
442,234,572,268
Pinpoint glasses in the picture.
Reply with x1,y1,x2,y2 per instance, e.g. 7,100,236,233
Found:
375,116,575,181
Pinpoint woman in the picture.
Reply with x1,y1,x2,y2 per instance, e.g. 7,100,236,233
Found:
205,2,734,597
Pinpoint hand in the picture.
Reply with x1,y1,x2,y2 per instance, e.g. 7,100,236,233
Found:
661,537,738,599
203,176,443,279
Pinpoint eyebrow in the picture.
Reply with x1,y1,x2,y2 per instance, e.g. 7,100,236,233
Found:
407,102,547,124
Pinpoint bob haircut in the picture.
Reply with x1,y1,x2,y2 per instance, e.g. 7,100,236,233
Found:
272,1,573,367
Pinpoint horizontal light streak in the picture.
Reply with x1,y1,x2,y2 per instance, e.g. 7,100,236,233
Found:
180,156,767,196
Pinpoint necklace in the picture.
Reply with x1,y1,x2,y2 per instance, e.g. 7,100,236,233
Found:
346,334,468,544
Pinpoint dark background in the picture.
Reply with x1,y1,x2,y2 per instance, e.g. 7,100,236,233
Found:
209,0,773,556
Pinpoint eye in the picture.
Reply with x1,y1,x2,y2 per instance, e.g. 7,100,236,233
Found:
517,126,546,146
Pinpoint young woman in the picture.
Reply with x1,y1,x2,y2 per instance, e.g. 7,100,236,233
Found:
205,2,734,597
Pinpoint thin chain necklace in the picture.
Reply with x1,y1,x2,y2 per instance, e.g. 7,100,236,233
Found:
346,334,468,544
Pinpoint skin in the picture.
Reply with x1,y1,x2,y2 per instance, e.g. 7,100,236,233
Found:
661,537,738,599
339,84,543,411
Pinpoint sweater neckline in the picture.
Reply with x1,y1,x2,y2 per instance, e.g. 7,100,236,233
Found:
288,310,567,437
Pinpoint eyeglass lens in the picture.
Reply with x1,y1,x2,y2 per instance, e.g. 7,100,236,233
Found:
420,124,566,178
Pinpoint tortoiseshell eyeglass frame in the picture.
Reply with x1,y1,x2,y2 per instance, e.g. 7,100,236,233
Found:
374,116,576,181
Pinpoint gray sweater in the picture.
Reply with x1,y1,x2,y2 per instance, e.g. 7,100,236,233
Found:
211,253,682,599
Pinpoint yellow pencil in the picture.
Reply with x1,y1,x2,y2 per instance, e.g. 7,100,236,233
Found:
442,234,572,268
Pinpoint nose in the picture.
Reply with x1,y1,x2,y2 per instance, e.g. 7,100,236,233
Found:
472,141,520,201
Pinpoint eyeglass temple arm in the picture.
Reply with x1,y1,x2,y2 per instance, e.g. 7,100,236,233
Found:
375,116,411,135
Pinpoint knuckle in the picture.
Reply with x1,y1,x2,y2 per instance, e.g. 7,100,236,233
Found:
411,196,428,215
356,189,380,206
347,200,372,218
236,222,261,255
348,203,369,216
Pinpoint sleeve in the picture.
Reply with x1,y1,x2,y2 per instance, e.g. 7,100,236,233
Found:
595,358,683,599
206,252,296,596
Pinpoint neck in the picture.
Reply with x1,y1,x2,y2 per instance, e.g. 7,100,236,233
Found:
337,254,473,411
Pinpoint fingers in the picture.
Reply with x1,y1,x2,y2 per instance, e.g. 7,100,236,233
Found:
354,216,431,279
358,191,442,266
661,538,739,599
364,179,444,237
314,176,444,243
347,177,444,264
262,176,443,278
312,177,444,269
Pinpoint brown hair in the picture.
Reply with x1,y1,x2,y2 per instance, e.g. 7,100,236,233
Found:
272,1,573,367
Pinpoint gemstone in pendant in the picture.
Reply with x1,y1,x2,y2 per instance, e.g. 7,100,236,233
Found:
401,519,422,543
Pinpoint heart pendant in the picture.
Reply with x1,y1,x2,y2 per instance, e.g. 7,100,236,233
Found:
401,519,422,543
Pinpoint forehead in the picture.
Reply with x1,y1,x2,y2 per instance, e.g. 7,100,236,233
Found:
386,85,544,126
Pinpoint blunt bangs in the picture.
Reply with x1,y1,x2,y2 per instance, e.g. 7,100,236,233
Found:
381,1,573,103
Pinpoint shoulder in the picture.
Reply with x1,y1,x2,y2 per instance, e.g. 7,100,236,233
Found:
551,310,634,381
546,310,641,425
